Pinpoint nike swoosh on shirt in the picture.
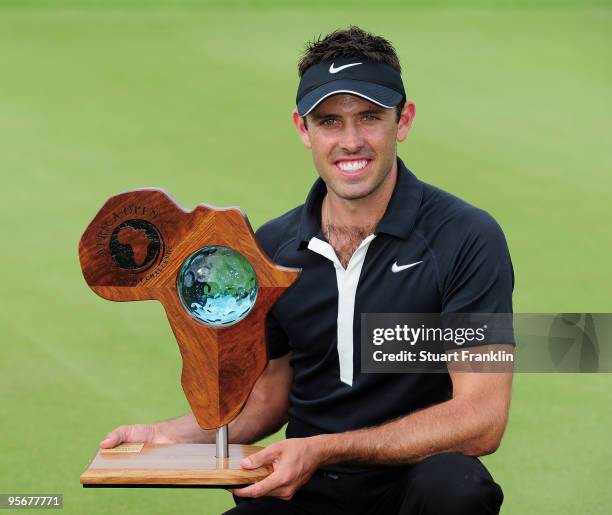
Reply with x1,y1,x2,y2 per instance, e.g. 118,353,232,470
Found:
329,62,363,74
391,260,423,273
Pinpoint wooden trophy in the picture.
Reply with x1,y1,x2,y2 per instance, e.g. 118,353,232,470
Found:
78,188,300,487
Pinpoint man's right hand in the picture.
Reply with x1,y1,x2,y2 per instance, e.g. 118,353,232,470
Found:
99,424,173,449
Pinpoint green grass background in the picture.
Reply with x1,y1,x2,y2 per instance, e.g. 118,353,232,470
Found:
1,1,611,513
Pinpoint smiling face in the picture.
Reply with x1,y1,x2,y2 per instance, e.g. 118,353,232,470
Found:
293,94,415,203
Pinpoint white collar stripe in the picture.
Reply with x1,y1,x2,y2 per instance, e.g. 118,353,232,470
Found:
307,235,376,386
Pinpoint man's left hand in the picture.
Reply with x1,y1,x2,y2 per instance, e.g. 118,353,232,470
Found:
231,437,322,500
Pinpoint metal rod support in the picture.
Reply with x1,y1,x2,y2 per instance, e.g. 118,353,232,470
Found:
215,425,229,459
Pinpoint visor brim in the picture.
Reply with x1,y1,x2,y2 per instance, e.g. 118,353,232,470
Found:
297,80,404,117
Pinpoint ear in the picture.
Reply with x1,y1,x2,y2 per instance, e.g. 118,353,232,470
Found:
292,108,312,149
396,101,416,143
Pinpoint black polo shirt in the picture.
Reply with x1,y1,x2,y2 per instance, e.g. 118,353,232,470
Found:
255,158,514,448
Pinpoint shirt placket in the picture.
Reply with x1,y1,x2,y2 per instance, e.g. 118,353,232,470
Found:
308,234,376,386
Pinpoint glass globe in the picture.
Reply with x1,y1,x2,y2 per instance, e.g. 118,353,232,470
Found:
177,246,258,327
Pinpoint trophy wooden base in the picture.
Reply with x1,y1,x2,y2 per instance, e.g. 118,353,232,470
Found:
80,443,271,488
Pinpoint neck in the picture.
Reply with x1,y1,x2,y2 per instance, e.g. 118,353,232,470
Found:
324,158,398,232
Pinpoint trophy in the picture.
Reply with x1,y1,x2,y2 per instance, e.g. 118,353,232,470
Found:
78,189,300,487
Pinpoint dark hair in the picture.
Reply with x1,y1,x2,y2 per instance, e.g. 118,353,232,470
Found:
298,26,404,122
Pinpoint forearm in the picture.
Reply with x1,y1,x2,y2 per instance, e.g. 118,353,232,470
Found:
228,385,288,444
314,394,507,467
155,413,215,444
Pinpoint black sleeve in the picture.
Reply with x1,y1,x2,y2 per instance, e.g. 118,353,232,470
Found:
255,224,291,359
441,210,515,345
264,310,291,359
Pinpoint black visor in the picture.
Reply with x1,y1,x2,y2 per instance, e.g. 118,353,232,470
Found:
296,59,405,117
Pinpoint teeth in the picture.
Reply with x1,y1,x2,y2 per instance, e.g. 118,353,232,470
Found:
337,160,368,172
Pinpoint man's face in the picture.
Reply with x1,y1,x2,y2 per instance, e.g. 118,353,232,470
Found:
292,94,415,201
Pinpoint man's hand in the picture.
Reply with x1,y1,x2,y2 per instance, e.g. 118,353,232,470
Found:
231,438,321,501
99,423,174,449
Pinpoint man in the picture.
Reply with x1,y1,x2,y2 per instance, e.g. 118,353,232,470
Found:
101,26,514,514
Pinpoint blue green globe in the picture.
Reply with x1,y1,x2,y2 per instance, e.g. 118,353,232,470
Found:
176,246,258,327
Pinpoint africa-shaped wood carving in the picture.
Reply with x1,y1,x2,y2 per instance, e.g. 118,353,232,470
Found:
79,188,300,429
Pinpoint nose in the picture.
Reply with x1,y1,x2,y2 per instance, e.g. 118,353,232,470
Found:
338,122,364,153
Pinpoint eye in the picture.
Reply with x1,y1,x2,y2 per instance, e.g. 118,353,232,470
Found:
321,118,338,127
361,113,380,121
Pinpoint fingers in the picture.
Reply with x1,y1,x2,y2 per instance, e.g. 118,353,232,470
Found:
99,424,165,449
234,445,284,498
232,472,286,499
99,426,127,448
240,445,277,470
